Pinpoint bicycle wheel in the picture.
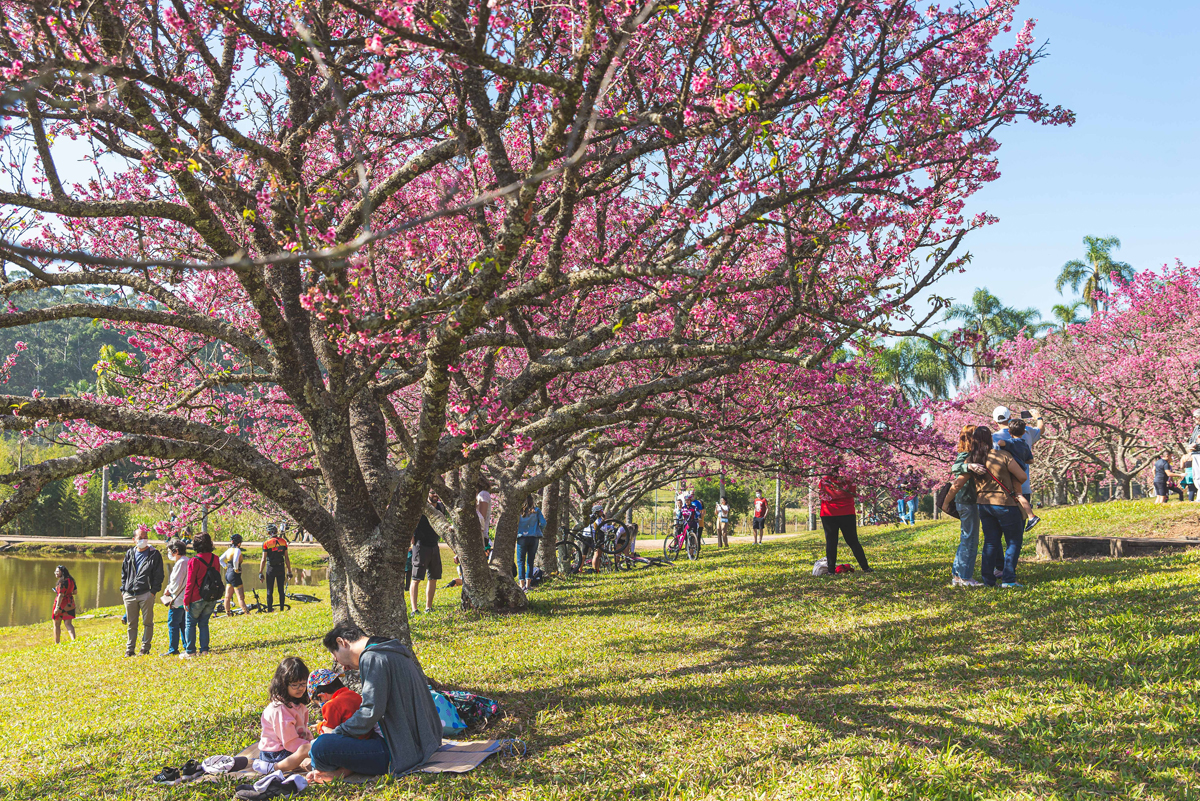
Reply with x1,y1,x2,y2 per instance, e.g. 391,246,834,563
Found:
686,532,701,560
556,540,583,575
599,520,631,554
662,532,680,561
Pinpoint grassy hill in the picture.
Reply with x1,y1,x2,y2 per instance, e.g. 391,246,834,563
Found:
1,501,1198,799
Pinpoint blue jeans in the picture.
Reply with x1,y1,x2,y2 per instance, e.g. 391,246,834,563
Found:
978,504,1023,586
952,500,980,580
516,537,539,582
905,498,917,524
166,606,186,654
184,599,218,654
309,733,391,775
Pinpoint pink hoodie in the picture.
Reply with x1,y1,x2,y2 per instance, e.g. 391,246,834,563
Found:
258,699,313,753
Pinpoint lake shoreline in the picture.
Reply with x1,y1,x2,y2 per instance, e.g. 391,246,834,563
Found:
0,540,331,566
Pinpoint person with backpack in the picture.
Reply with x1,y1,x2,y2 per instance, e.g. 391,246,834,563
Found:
119,527,165,657
182,533,224,658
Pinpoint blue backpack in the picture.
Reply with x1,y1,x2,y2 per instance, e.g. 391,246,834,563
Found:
429,688,467,736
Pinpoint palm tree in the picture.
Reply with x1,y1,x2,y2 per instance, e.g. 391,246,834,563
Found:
1049,300,1088,332
947,288,1049,382
873,331,966,403
1055,235,1134,315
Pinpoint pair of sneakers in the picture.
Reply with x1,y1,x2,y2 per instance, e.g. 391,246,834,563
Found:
1024,515,1041,532
153,758,203,785
951,575,983,588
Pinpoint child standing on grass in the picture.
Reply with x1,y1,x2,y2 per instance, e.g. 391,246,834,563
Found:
257,657,314,772
51,566,77,643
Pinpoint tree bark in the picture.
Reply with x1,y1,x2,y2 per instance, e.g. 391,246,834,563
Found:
448,466,526,612
537,479,560,573
324,519,411,643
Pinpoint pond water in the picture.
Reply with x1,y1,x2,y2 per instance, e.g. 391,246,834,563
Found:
0,555,327,628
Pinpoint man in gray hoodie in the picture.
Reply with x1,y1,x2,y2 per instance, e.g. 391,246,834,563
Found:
309,623,442,778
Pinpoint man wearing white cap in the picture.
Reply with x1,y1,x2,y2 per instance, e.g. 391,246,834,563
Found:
991,406,1042,531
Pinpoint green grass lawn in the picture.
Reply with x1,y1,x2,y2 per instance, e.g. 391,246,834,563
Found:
2,502,1199,800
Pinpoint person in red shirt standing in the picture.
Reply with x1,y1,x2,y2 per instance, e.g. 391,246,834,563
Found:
818,471,871,573
751,490,769,545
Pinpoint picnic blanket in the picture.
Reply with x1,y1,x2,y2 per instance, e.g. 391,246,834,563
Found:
198,739,503,786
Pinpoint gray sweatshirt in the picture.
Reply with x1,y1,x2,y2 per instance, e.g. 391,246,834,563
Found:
334,638,442,774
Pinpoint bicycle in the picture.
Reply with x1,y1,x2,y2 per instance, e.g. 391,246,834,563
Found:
662,516,701,562
555,517,629,575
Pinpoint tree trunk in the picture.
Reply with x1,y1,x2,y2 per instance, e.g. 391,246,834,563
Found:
448,467,526,612
1054,478,1068,506
325,520,412,644
537,479,560,573
490,487,527,574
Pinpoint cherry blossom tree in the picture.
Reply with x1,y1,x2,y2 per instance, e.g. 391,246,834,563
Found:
948,262,1200,501
0,0,1067,637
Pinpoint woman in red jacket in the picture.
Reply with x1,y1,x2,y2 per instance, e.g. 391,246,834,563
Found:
182,533,221,658
818,471,871,573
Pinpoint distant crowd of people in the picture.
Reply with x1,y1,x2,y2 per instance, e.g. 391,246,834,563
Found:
52,524,297,654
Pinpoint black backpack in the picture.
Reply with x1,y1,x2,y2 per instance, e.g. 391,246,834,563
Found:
198,554,225,601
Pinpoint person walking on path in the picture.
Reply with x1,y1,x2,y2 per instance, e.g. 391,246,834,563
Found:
818,471,871,573
964,425,1028,589
308,624,443,780
409,513,442,615
51,565,77,643
182,533,221,658
160,539,190,656
220,533,249,616
949,425,983,587
715,497,731,548
751,490,769,544
258,525,292,612
119,527,164,656
516,496,546,591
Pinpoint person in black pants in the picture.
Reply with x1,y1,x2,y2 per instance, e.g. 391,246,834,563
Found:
818,473,871,572
258,524,292,611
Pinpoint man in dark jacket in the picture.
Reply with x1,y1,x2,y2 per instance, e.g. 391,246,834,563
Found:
119,528,164,656
309,623,442,778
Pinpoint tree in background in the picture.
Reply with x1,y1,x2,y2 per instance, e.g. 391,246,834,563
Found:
1049,300,1089,332
947,288,1049,383
693,477,751,529
1055,235,1134,315
873,332,966,403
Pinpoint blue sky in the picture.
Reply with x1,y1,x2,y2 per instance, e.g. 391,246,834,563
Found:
919,0,1200,323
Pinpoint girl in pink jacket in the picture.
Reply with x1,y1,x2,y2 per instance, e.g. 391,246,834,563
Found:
257,657,314,772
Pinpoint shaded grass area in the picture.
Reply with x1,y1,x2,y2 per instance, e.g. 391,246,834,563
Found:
1,511,1199,800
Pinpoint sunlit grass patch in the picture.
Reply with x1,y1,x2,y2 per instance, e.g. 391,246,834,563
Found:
1,511,1199,800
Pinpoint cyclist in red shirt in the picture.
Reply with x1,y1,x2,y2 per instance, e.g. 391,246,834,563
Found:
818,473,871,573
